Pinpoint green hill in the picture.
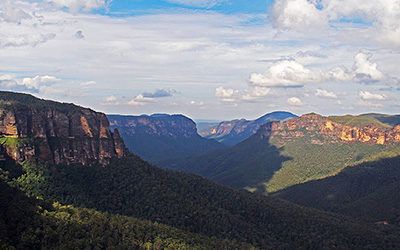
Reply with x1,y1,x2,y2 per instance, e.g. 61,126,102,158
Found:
274,156,400,226
2,156,400,248
163,128,400,193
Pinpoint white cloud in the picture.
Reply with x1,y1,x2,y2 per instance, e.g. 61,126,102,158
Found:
190,100,205,106
0,2,32,24
0,33,56,48
249,52,388,88
128,94,155,106
22,75,60,89
241,87,270,101
353,52,384,82
315,89,337,99
359,91,387,101
215,86,238,102
49,0,111,11
272,0,326,30
271,0,400,47
249,60,324,88
287,97,304,106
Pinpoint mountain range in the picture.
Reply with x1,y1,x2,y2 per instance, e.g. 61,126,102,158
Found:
108,114,224,163
164,113,400,193
2,91,400,248
199,111,297,146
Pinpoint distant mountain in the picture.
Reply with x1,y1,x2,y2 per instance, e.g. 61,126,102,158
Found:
274,156,400,226
108,114,224,163
199,111,297,146
165,113,400,193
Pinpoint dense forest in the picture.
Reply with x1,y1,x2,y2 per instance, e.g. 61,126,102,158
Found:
2,155,400,249
275,156,400,226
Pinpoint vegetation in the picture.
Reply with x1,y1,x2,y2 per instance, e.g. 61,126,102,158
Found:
275,156,400,226
0,91,91,113
2,156,400,248
164,131,400,193
329,114,399,128
0,178,246,249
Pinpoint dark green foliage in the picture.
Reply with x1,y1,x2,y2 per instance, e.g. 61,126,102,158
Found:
162,130,400,193
275,156,400,226
0,173,250,249
0,91,86,113
8,156,400,249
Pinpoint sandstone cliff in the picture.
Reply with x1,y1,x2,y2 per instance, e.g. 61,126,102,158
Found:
0,91,126,165
258,113,400,145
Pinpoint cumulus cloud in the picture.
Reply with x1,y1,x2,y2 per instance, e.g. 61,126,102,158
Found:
359,91,387,101
0,74,60,93
0,33,56,48
315,89,337,99
0,2,32,24
241,87,270,101
128,94,155,106
287,97,304,106
249,52,386,88
215,86,238,102
271,0,400,47
49,0,111,11
353,52,384,83
272,0,326,30
249,60,324,88
103,95,119,105
142,88,177,98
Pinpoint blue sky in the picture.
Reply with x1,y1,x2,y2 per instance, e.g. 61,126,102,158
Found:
0,0,399,120
105,0,272,15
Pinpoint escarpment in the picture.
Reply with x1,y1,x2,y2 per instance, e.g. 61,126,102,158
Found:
0,91,126,165
258,113,400,145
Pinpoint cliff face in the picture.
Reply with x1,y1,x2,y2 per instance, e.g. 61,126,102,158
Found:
108,114,224,163
0,92,126,165
258,113,400,145
109,114,198,138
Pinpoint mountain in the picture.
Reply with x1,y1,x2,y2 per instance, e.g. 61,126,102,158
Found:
0,91,126,166
274,156,400,226
165,113,400,193
108,114,224,163
200,111,297,146
2,92,400,248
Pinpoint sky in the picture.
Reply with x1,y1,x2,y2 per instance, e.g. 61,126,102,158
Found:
0,0,399,120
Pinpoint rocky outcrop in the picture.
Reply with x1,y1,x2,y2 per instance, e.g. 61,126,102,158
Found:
0,91,126,165
258,113,400,145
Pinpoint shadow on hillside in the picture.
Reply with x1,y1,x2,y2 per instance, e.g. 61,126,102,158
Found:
273,156,400,224
200,130,293,192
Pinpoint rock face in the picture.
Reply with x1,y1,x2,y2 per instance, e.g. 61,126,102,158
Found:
258,113,400,145
0,91,126,165
108,114,224,163
201,111,297,146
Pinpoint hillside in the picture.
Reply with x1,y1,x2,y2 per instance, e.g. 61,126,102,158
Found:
164,113,400,193
108,114,224,163
0,177,247,249
274,156,400,226
2,157,400,249
200,111,296,146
